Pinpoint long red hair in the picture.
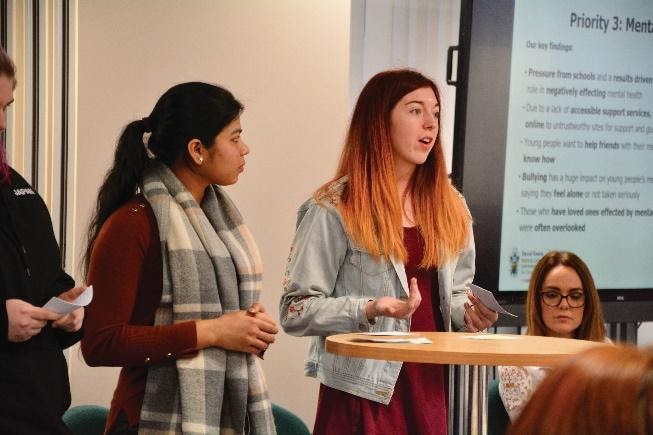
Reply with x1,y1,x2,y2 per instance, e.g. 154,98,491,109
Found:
317,69,470,267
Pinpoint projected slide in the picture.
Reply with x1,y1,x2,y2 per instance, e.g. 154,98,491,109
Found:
499,0,653,290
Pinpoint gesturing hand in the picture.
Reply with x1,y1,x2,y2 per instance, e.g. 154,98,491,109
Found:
365,277,422,320
464,292,498,332
5,299,60,342
51,287,86,333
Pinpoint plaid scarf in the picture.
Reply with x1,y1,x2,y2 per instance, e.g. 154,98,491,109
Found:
138,161,276,434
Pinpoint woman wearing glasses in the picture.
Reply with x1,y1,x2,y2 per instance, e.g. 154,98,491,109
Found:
498,251,607,421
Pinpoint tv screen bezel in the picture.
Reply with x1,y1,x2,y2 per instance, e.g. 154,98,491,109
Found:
450,0,653,323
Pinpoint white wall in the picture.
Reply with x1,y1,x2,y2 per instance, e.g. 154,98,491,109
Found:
69,0,351,427
639,323,653,346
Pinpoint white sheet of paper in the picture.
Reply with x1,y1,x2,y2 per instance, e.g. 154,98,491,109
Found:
43,285,93,315
461,334,519,340
358,331,414,336
352,336,432,344
469,284,517,317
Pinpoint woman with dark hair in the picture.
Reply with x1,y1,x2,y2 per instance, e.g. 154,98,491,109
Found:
279,69,498,435
0,46,85,433
499,251,607,421
81,82,278,434
508,344,651,435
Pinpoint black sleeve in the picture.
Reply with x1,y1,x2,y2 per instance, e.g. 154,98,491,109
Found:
0,259,26,345
52,267,76,298
54,325,83,350
0,284,8,346
0,241,21,345
0,188,15,345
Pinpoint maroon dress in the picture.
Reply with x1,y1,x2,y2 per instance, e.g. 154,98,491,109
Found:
313,226,448,435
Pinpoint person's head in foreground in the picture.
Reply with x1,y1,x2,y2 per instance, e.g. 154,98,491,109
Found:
508,344,653,435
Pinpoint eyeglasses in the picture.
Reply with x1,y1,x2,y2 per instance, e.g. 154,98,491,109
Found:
540,291,585,308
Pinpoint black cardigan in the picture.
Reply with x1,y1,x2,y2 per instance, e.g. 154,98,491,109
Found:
0,167,81,434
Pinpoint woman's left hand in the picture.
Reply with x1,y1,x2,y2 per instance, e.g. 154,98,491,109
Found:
247,302,277,357
51,287,85,332
246,302,276,326
366,277,422,320
463,292,498,332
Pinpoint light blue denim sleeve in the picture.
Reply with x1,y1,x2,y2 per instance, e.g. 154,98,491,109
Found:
450,223,476,331
280,201,373,336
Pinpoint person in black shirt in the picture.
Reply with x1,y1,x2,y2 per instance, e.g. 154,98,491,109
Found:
0,46,84,434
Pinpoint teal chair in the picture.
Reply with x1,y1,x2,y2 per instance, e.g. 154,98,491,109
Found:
272,403,311,435
63,403,309,435
488,379,511,435
63,405,109,435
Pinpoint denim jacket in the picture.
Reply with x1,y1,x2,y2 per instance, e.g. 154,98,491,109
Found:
279,179,475,404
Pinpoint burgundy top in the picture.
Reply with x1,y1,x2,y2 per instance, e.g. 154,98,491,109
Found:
313,226,448,435
81,196,198,432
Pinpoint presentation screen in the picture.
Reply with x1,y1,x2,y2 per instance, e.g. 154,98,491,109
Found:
451,0,653,306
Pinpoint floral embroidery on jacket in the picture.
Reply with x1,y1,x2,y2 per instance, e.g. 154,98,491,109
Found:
287,296,311,319
282,246,293,291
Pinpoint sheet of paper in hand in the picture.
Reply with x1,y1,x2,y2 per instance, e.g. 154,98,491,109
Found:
353,333,432,344
469,284,517,317
43,285,93,315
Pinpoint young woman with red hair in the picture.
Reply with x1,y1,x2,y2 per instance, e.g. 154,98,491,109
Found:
280,69,497,434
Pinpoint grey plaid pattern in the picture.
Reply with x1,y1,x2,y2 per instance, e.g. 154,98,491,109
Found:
138,161,276,434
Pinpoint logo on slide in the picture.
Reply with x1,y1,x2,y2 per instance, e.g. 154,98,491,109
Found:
509,248,520,277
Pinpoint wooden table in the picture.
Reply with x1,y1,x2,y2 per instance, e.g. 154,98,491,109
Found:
326,332,606,435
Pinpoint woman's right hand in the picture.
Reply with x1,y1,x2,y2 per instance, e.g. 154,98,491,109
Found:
365,277,422,320
196,305,278,355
